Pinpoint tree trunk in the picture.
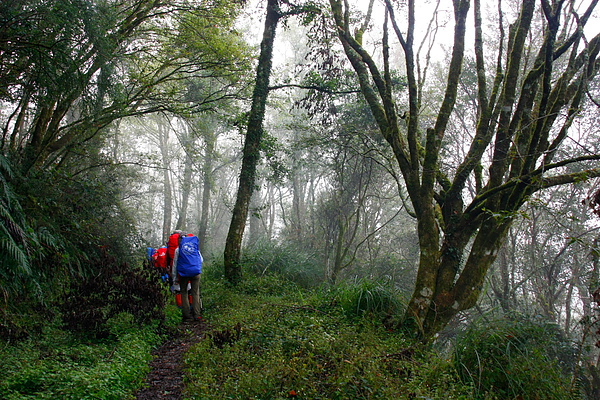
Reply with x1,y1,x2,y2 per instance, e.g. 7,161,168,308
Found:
290,142,306,242
198,130,215,254
565,271,575,335
158,120,172,243
223,0,281,284
330,217,346,284
267,185,276,239
175,137,194,231
492,243,512,313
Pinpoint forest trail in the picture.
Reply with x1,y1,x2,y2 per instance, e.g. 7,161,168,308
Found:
135,320,208,400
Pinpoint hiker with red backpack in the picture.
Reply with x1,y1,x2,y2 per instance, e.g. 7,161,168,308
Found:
152,245,169,283
172,233,203,322
166,230,183,271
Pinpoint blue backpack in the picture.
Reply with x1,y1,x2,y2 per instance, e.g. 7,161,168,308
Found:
177,235,202,277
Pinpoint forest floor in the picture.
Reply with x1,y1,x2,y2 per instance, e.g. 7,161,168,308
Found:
135,319,209,400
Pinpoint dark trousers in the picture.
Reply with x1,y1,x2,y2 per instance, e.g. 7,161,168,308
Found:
180,273,202,319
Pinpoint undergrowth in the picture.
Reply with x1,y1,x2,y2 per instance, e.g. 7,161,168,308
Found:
0,310,174,400
454,314,577,399
185,269,473,399
0,243,585,400
189,254,585,400
0,248,174,400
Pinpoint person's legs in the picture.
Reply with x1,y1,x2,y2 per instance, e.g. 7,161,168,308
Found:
190,274,202,318
180,276,193,320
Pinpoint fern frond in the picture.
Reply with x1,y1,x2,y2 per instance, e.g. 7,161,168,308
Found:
0,200,13,220
37,226,60,250
0,237,31,275
0,155,13,180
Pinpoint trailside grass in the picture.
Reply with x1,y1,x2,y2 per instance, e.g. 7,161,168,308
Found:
0,311,172,400
183,274,473,399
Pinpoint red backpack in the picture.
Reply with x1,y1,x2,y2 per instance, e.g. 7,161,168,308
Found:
166,232,181,268
154,246,167,270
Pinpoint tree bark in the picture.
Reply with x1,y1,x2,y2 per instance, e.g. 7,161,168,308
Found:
223,0,281,284
290,134,307,242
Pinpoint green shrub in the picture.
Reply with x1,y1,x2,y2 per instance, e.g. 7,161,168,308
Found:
237,272,301,297
453,313,578,399
1,157,143,340
199,254,225,282
59,251,167,338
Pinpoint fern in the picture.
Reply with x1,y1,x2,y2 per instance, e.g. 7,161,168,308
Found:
0,156,36,304
0,155,12,175
37,226,57,247
0,236,30,274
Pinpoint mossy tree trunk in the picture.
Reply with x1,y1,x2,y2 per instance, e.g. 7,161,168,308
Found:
224,0,282,284
329,0,600,340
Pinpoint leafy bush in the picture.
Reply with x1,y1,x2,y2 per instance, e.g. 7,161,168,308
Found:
0,156,63,339
59,251,167,338
453,313,577,399
237,272,301,297
1,153,142,338
199,253,225,282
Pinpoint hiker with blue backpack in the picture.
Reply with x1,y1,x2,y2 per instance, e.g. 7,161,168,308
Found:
172,233,203,322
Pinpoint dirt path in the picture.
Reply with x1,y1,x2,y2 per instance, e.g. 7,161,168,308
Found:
135,320,208,400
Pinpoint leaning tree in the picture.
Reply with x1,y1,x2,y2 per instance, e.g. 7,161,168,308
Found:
328,0,600,340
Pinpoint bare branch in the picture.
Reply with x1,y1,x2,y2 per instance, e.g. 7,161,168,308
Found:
268,83,359,94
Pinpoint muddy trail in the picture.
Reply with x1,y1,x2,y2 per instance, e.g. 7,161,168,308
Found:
135,320,209,400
